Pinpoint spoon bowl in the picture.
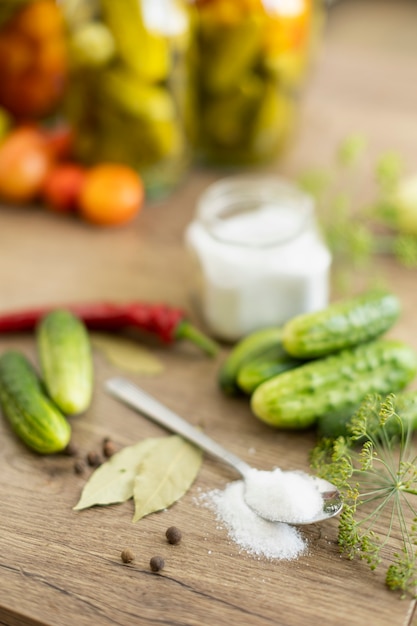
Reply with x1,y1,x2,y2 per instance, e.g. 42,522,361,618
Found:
105,377,343,525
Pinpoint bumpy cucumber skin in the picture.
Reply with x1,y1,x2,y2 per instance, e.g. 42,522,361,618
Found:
282,290,401,359
37,309,93,415
0,351,71,454
251,339,417,430
218,327,284,395
317,389,417,439
236,344,304,394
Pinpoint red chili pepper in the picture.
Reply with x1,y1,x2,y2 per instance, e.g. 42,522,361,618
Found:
0,303,129,332
0,302,219,357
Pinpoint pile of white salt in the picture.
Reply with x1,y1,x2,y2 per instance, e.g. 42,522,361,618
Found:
200,468,325,561
244,468,324,524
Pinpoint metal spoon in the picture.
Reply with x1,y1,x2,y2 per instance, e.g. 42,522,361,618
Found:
105,377,343,525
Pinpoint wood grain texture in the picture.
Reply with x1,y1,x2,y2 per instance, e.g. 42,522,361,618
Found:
1,1,417,624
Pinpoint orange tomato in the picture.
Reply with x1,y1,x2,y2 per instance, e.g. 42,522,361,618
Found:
79,164,144,226
0,126,52,203
42,163,86,214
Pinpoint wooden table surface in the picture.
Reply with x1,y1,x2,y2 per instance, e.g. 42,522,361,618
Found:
1,1,417,624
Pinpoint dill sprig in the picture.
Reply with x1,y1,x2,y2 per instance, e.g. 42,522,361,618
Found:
297,136,417,292
310,393,417,598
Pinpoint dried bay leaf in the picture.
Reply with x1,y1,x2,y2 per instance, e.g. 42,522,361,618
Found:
133,435,203,522
91,332,164,374
73,438,161,510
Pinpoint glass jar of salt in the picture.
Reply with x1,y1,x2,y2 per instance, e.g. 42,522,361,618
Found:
185,175,332,342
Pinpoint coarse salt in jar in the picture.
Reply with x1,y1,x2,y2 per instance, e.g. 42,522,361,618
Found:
185,175,331,342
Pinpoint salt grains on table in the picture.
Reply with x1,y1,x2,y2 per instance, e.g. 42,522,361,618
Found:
200,468,325,561
205,481,306,560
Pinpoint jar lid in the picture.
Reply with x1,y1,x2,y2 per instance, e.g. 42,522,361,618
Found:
196,175,314,248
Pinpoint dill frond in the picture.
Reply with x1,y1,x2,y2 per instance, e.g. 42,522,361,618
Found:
393,235,417,268
310,393,417,598
386,542,417,599
297,136,415,291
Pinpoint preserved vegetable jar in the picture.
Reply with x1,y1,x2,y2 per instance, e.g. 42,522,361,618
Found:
63,0,193,198
191,0,322,166
0,0,68,121
185,175,331,342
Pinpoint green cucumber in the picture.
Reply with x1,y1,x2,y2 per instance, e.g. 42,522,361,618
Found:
282,289,401,359
317,389,417,439
236,343,304,394
0,351,71,454
218,326,284,395
37,309,93,415
251,339,417,430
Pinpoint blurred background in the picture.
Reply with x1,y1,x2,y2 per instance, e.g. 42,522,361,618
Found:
0,0,416,263
0,0,351,199
1,0,416,188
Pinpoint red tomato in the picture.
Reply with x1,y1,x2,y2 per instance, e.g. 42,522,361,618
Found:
42,163,86,213
0,126,52,203
79,164,144,226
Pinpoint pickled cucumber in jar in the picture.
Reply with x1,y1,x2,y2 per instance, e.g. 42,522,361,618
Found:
62,0,193,197
191,0,322,165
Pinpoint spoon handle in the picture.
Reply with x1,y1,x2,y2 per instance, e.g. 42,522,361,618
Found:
105,377,252,478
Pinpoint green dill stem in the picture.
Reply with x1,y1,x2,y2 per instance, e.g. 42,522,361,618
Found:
372,234,397,255
377,493,397,550
400,422,415,467
357,489,396,529
365,452,398,485
395,494,415,560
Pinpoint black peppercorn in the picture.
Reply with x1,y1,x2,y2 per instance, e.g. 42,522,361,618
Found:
149,556,165,572
86,450,102,467
102,438,116,458
165,526,182,545
73,459,86,475
121,548,135,564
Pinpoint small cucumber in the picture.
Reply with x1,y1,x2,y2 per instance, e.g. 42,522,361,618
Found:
317,389,417,439
236,343,304,394
282,289,401,359
0,351,71,454
218,326,284,395
37,309,93,415
251,339,417,430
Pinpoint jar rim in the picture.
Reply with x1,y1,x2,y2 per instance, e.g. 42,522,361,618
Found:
196,175,315,248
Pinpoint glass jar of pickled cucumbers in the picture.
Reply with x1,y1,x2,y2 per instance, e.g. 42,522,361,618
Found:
63,0,193,198
0,0,68,121
191,0,323,166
